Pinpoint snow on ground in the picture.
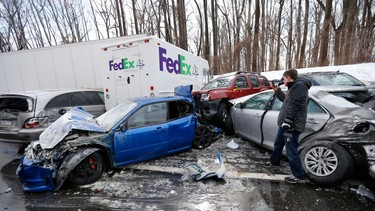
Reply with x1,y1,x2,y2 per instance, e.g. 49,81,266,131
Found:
79,136,290,210
260,63,375,84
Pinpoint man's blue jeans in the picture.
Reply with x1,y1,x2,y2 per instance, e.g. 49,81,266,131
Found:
270,127,305,179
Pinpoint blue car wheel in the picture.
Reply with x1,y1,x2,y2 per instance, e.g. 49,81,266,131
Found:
193,125,213,149
68,152,105,185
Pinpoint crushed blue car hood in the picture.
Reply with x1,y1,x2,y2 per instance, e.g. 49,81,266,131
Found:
39,107,104,149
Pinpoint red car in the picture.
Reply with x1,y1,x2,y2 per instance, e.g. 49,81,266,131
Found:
193,72,271,132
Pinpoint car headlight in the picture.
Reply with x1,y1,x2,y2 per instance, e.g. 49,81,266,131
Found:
200,93,210,101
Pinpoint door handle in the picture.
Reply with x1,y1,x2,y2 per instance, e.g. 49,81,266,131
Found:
254,114,261,118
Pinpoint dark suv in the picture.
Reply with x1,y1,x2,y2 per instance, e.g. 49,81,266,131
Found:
193,72,271,131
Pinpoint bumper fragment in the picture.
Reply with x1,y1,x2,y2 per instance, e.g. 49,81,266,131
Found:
16,157,56,192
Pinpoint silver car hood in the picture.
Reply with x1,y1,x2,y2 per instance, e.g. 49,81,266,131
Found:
39,108,104,150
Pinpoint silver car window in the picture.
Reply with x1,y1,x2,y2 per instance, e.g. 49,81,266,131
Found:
242,92,272,110
271,97,327,114
45,94,72,108
307,99,326,113
72,92,104,106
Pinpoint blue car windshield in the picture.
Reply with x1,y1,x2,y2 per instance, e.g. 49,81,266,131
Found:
96,100,138,131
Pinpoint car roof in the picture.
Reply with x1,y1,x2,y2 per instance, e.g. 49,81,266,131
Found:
0,89,103,98
300,71,345,75
0,89,103,111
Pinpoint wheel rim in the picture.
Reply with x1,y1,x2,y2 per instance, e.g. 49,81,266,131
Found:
194,126,212,149
71,154,102,183
221,107,228,123
304,146,338,177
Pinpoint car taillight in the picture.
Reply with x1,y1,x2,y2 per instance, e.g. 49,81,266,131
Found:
23,117,47,129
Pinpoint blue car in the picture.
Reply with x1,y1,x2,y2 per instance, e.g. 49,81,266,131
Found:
17,85,211,192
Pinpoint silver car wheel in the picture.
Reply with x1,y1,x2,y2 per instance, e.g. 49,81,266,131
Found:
304,146,338,177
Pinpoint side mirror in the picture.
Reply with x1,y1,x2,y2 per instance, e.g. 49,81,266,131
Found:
235,102,244,109
120,122,128,132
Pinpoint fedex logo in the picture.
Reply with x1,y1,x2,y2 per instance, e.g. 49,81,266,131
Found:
159,47,191,75
109,58,135,71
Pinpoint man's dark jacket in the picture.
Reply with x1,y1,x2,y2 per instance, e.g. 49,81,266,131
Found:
275,77,312,133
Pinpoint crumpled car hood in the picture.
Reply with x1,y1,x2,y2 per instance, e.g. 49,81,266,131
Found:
39,107,104,150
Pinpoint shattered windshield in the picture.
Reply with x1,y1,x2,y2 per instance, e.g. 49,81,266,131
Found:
96,100,138,131
309,73,365,86
201,76,235,90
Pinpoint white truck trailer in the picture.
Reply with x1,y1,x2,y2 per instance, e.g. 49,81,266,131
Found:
0,34,149,94
101,35,210,110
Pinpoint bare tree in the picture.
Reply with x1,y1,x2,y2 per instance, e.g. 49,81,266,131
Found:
176,0,187,50
252,0,260,72
275,0,285,70
298,0,309,68
319,0,332,66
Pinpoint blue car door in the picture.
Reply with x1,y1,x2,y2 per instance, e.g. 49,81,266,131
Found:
166,101,196,154
113,102,168,166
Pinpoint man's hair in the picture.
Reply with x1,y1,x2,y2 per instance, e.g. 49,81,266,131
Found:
283,69,298,80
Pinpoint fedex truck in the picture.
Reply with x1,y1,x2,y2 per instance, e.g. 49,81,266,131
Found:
102,35,211,110
0,34,149,94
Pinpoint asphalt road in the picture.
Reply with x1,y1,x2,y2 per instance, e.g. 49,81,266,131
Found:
1,138,374,210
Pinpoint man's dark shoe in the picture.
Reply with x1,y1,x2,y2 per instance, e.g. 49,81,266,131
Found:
285,176,305,184
264,161,279,167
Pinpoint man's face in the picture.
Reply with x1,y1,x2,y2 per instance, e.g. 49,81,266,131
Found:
283,75,292,85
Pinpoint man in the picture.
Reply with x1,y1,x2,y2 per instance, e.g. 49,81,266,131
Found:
266,69,312,184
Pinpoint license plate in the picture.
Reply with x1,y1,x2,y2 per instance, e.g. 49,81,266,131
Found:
0,120,12,126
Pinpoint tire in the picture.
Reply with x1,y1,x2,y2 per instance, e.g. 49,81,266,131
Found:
216,103,231,131
68,152,105,185
193,125,213,149
300,141,353,187
224,115,234,135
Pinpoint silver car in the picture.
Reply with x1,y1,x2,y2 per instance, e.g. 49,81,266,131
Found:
0,89,105,143
230,87,375,186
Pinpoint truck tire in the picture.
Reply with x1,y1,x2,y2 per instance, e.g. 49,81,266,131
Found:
300,141,353,187
217,103,229,126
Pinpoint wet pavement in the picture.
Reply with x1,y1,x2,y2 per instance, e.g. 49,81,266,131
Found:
1,137,375,210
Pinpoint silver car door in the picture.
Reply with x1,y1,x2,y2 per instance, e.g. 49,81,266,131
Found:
262,97,330,149
234,92,273,144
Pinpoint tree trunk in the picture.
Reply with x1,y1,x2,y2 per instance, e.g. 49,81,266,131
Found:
252,0,260,72
298,0,309,68
275,0,284,70
177,0,187,50
132,0,139,34
295,0,302,68
319,0,332,66
203,0,210,64
211,0,219,75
